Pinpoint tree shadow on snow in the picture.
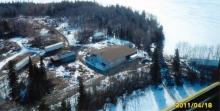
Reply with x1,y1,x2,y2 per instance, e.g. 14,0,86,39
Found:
151,86,167,110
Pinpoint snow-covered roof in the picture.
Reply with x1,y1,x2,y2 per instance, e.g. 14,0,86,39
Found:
44,42,64,52
51,51,75,61
15,56,30,71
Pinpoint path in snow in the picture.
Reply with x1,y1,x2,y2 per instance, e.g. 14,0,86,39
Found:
56,22,79,46
63,29,78,46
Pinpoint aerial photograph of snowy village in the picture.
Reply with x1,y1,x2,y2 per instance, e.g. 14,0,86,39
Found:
0,0,219,111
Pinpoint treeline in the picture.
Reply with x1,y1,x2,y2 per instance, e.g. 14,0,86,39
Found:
176,42,220,60
0,1,164,53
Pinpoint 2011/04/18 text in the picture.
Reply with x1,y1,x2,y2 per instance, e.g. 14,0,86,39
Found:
175,102,213,109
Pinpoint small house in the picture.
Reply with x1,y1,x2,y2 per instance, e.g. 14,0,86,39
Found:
85,45,136,72
51,51,76,63
15,56,30,71
44,42,64,53
92,31,106,42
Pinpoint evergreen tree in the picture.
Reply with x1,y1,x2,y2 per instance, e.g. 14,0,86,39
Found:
173,49,180,72
212,58,220,82
38,101,50,111
8,60,18,101
28,56,34,78
217,58,220,81
27,57,34,103
60,100,71,111
150,47,162,85
77,76,86,111
173,49,182,85
39,56,48,93
66,100,71,111
61,100,66,111
27,57,48,104
27,64,38,103
107,26,113,36
40,56,46,76
187,68,197,84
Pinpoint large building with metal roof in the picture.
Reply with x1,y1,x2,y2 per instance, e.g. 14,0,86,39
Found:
85,45,136,72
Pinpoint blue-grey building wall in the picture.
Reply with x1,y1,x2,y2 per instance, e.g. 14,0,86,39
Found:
85,54,126,72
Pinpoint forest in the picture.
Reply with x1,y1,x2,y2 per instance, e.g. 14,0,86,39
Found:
0,1,164,54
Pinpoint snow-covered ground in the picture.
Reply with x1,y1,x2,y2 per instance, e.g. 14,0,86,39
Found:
84,37,135,49
56,22,68,31
56,22,80,46
105,82,209,111
63,29,79,46
51,60,98,87
55,66,71,77
33,16,57,27
40,28,49,36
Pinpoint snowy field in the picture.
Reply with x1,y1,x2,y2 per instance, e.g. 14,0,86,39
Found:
105,82,209,111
